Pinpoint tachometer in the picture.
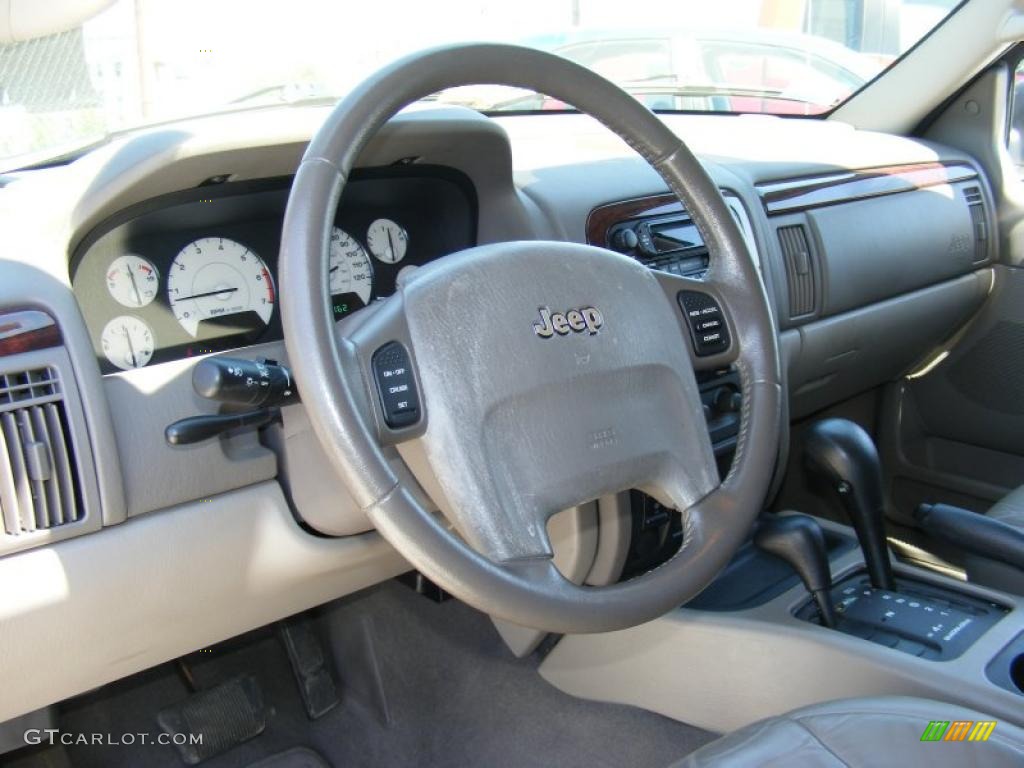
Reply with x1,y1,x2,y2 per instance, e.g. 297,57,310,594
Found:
106,255,159,308
329,227,373,317
167,237,275,337
101,316,155,370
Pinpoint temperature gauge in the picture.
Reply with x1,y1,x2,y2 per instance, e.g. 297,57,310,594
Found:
101,316,155,370
106,255,159,308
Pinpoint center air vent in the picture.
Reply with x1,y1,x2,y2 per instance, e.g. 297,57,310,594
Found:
777,224,818,319
0,367,81,536
0,367,60,404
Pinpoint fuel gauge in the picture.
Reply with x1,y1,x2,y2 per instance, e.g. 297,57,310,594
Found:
101,316,155,370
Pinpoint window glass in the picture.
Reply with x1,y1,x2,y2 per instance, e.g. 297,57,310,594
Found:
1008,58,1024,167
0,0,965,167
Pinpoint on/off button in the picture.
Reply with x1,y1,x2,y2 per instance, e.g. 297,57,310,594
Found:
372,341,421,429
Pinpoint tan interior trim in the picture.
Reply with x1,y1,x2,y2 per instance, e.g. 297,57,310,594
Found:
0,481,407,722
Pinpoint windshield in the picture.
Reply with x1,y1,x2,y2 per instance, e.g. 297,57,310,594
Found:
1,0,962,166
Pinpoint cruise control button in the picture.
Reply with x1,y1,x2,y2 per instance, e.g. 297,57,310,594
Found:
372,342,421,429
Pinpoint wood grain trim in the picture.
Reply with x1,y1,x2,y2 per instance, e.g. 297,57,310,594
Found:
757,161,978,215
586,193,681,246
0,310,62,357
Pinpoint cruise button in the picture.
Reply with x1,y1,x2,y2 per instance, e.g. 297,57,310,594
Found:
372,342,421,429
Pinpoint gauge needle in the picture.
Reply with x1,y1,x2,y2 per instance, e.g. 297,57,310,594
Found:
386,230,396,262
122,326,137,368
126,266,143,306
174,287,239,301
329,265,339,273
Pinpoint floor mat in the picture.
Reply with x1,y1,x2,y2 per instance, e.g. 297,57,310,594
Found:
3,581,715,768
247,748,329,768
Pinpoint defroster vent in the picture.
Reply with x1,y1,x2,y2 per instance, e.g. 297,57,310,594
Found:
0,367,82,535
962,186,988,264
777,224,817,319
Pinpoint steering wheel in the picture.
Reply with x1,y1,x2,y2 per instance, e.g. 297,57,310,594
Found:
280,44,781,634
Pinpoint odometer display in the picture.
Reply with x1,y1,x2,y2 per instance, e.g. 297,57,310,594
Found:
167,237,275,337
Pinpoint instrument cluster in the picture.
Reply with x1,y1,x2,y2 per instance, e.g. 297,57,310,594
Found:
71,167,476,373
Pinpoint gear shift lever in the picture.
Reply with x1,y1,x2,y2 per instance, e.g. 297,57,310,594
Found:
804,418,895,591
755,515,836,628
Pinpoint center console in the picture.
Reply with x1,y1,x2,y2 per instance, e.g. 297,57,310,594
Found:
538,417,1024,734
539,515,1024,734
988,632,1024,695
795,572,1007,661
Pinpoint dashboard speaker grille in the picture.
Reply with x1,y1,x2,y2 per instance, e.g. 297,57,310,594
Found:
777,224,817,318
0,367,81,535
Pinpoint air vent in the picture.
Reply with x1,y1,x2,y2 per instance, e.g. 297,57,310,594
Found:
0,367,60,405
962,186,988,264
0,367,81,536
777,224,817,318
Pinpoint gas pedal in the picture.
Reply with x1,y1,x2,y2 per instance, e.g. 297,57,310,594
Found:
277,617,340,720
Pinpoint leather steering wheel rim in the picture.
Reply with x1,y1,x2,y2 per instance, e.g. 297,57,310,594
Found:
280,43,782,634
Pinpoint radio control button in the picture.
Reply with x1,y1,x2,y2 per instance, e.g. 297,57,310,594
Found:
636,224,656,256
677,291,730,356
611,228,639,252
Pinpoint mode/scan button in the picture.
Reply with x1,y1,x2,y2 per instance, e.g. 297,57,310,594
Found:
372,341,421,429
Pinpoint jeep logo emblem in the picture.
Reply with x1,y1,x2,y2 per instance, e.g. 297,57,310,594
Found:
533,306,604,338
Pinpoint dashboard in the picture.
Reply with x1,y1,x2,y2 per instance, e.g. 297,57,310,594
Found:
0,105,1004,724
70,166,477,373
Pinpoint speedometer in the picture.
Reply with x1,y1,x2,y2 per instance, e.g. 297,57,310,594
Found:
167,237,275,337
329,227,373,317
